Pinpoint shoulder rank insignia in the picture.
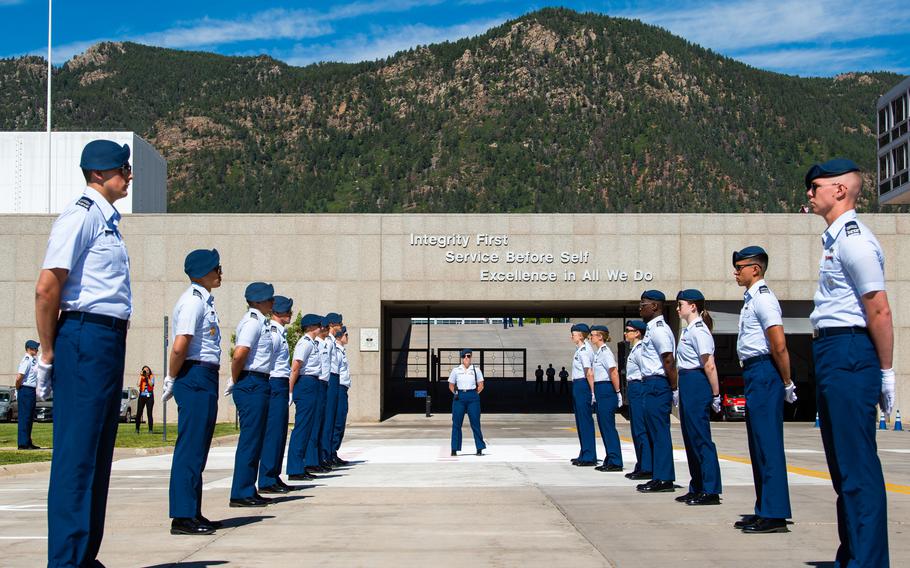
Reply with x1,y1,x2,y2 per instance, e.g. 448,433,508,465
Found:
249,312,258,320
844,220,861,237
76,196,94,210
695,321,704,328
655,321,664,327
192,289,204,300
759,285,770,294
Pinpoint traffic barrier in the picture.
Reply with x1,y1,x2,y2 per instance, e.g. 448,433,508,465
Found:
895,410,903,432
879,411,887,430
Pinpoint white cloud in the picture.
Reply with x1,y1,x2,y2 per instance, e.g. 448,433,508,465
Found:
0,0,26,5
736,46,892,76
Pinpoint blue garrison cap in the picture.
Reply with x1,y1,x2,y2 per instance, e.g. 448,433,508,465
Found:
570,323,590,334
334,325,348,339
459,348,473,358
244,282,274,303
804,158,860,189
25,340,39,350
625,320,647,333
732,245,768,267
80,139,131,171
183,248,220,279
324,312,343,325
273,295,293,314
590,325,609,335
677,288,705,302
641,289,666,302
301,313,322,328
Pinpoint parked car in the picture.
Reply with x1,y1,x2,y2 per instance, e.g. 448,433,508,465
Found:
0,386,13,421
11,390,53,422
721,376,746,421
120,387,139,423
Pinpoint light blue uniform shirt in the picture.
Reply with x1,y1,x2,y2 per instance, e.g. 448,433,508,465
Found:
593,344,618,383
316,336,333,381
41,187,131,319
448,364,484,390
571,341,594,380
268,320,291,378
626,342,644,382
17,354,38,388
172,283,221,365
235,308,272,373
737,279,783,360
639,315,675,377
330,337,342,375
293,334,322,376
676,317,714,370
337,343,351,387
810,210,886,329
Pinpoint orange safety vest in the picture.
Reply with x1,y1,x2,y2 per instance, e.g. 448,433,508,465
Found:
139,375,154,394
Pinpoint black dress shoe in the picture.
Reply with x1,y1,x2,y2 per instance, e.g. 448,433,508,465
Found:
276,478,292,489
571,458,580,465
741,517,789,533
229,497,268,508
320,462,334,470
196,515,223,529
627,471,653,480
259,484,290,494
675,492,697,503
596,464,623,472
252,493,271,504
574,460,597,467
733,515,759,529
476,450,483,456
686,493,721,506
28,444,41,450
17,445,30,450
333,457,350,466
171,517,215,535
637,480,675,493
288,473,317,481
304,466,324,475
451,450,458,456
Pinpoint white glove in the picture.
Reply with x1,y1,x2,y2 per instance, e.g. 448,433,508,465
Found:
591,392,596,405
784,382,797,404
881,369,895,417
223,382,234,397
36,359,53,400
711,394,722,414
161,376,175,402
672,389,679,408
615,391,623,408
288,390,294,407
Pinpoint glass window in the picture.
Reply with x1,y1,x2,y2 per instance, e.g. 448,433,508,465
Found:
880,154,892,181
894,143,908,173
0,392,10,402
879,107,890,132
122,390,129,400
892,94,907,124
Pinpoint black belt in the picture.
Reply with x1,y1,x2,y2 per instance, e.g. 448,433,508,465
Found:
183,360,220,372
457,388,475,393
241,370,270,380
740,354,771,368
60,311,128,332
270,376,290,380
813,326,867,340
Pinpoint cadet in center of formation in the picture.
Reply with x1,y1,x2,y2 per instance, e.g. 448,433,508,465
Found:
448,348,486,456
258,295,295,494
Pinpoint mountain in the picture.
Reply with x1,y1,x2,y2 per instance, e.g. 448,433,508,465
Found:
0,8,901,213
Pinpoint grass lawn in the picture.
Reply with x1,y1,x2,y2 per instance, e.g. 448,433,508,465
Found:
0,449,53,465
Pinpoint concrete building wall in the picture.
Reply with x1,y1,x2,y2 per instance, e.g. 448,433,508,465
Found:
1,213,907,423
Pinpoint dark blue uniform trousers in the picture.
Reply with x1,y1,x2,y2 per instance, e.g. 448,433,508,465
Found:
627,380,652,474
593,382,623,468
814,333,888,568
48,316,126,568
17,385,36,447
451,389,486,451
642,375,675,481
258,377,290,489
169,364,218,519
331,384,350,458
286,375,319,476
678,369,721,495
742,358,791,519
572,379,597,462
304,379,328,467
320,373,340,463
230,373,269,500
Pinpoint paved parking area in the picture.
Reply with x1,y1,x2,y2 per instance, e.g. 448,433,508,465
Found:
1,416,908,567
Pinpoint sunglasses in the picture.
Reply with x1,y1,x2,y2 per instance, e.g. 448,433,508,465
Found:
733,263,759,273
463,354,472,358
807,181,840,196
119,163,132,177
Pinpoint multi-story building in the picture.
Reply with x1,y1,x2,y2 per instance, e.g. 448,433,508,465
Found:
877,76,910,204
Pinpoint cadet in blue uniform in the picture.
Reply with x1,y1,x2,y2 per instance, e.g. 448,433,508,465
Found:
286,314,324,481
320,313,344,468
16,340,40,450
569,324,597,466
807,159,893,566
258,295,294,494
448,348,486,456
228,282,275,507
674,289,722,506
589,326,623,472
330,326,352,466
636,290,677,493
732,245,794,533
305,314,340,473
35,139,133,567
623,320,653,480
163,249,223,535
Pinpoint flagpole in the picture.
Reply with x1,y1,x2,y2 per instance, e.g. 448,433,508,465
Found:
46,0,52,213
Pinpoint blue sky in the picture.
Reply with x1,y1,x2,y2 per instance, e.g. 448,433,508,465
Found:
1,0,908,77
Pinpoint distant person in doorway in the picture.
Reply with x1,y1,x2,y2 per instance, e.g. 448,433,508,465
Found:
546,364,556,393
448,348,486,456
623,320,652,480
558,366,569,394
590,326,623,472
502,317,508,330
136,366,155,433
535,365,544,393
518,318,524,327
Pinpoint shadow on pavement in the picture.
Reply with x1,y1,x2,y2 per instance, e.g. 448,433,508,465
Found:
804,563,836,567
266,495,309,505
142,562,229,568
219,515,275,528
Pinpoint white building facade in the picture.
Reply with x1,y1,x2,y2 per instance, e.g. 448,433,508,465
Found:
877,77,910,204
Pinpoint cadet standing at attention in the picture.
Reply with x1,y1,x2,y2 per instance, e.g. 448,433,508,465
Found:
674,289,722,506
569,323,597,467
732,245,794,533
448,348,486,456
228,283,275,507
320,313,344,469
163,248,223,535
589,326,623,472
305,314,338,474
636,290,677,493
624,320,653,480
35,139,133,567
258,295,295,494
15,340,40,450
286,314,324,481
807,159,893,566
330,326,352,466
